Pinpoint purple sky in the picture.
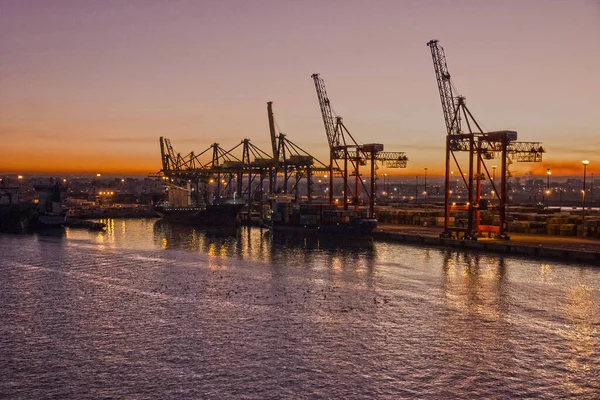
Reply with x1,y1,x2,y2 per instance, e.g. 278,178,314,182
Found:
1,0,599,175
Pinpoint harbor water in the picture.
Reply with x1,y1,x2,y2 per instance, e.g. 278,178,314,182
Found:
1,219,599,399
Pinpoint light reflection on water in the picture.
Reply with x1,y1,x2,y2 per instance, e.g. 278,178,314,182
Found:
1,218,599,399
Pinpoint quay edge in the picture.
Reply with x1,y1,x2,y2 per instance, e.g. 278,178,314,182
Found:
372,230,600,265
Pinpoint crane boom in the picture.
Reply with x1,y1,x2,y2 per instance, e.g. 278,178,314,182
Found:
267,101,279,167
427,40,460,135
311,73,340,149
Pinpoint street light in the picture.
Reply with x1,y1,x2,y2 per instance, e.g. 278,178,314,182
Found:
591,173,595,207
492,165,497,181
546,168,551,208
424,168,428,200
415,175,419,204
582,160,589,236
383,173,388,194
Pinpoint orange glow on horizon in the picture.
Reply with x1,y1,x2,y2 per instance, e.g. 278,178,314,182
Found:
1,159,596,177
0,153,159,176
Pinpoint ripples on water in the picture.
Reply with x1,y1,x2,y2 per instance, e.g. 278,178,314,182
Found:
0,218,599,399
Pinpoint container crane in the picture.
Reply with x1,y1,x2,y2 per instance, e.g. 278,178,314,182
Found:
267,102,329,200
427,39,544,239
311,74,408,217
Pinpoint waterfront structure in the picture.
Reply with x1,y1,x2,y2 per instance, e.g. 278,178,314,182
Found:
427,39,544,240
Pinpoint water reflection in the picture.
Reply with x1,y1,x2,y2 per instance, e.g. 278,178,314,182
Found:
441,250,509,320
152,220,376,259
438,250,516,381
35,226,66,238
2,218,600,398
151,221,378,286
562,279,598,394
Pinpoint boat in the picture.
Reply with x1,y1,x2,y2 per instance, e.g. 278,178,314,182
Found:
319,216,377,235
1,185,34,233
35,213,67,227
154,202,245,227
30,183,67,229
266,201,377,236
155,181,245,227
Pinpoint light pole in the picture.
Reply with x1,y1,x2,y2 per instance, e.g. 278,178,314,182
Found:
492,165,497,182
582,160,589,236
546,168,551,208
415,176,419,204
384,173,388,194
424,168,428,200
591,173,595,207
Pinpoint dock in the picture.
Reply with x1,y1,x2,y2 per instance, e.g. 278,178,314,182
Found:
374,223,600,265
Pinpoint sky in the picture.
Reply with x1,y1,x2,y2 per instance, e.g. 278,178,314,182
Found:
1,0,599,177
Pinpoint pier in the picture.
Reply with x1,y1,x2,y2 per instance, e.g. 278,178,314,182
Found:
375,223,600,264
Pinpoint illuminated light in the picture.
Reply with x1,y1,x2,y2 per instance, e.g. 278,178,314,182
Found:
96,173,101,177
209,179,214,183
63,178,67,183
121,179,125,182
208,243,217,256
582,160,589,165
17,175,23,180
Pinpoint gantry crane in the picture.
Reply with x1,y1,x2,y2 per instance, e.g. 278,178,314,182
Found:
159,136,279,209
427,39,544,239
311,74,408,217
267,102,329,201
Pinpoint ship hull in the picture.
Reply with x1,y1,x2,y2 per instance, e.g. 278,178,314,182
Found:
154,203,245,227
270,218,377,236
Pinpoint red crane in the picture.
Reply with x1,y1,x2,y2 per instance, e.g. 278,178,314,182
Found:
311,74,408,217
427,39,544,239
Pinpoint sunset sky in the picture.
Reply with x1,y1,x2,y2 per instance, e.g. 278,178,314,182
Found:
1,0,598,177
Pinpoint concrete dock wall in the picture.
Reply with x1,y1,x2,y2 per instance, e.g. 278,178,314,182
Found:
373,231,600,265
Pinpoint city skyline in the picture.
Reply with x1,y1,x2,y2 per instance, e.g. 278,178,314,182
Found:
1,0,598,177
